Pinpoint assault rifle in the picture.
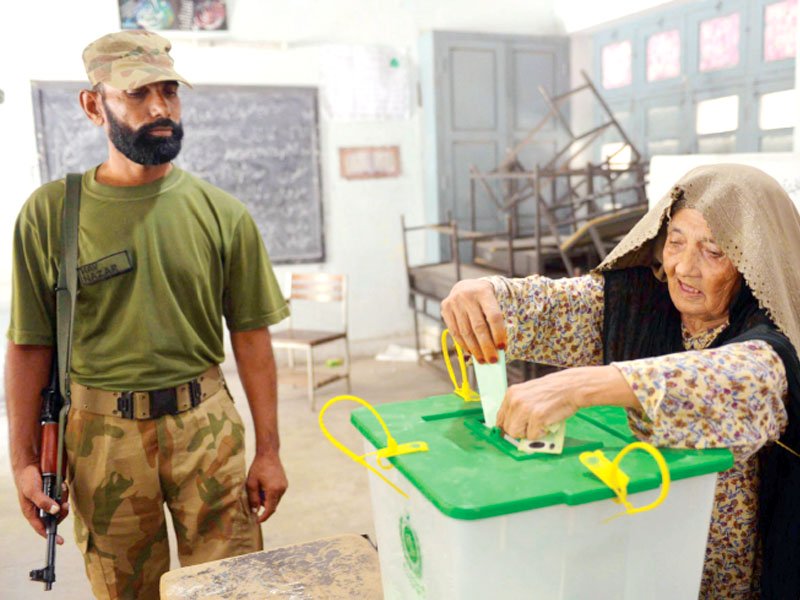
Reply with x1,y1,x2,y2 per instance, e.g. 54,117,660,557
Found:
29,172,80,591
29,359,69,591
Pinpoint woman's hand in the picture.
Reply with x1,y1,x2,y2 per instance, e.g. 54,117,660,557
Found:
496,366,639,438
441,279,507,363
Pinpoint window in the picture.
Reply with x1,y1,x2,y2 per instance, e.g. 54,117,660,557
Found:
699,13,741,71
602,40,633,89
764,0,798,62
696,94,739,154
592,0,795,159
696,95,739,134
757,88,795,153
647,29,681,82
759,89,796,130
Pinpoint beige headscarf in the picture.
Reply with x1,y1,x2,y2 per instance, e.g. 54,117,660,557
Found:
595,163,800,353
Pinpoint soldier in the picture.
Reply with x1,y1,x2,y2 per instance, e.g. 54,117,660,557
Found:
7,30,289,599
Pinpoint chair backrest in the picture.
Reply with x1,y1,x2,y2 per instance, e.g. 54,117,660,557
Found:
287,273,347,331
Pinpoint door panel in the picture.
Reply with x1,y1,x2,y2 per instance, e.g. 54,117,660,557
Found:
451,48,499,131
511,49,558,132
436,36,506,231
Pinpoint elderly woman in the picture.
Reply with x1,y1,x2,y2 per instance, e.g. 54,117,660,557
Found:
441,164,800,600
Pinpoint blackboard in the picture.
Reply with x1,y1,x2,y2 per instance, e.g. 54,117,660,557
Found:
31,82,324,263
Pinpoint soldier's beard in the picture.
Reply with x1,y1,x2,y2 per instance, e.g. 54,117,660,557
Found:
102,100,184,166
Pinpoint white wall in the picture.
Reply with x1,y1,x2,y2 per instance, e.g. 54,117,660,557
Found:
556,0,695,33
0,0,564,354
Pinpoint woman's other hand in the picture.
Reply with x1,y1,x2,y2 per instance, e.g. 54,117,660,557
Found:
496,366,639,439
441,279,507,363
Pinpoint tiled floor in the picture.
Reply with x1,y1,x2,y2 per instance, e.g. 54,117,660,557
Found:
1,355,448,599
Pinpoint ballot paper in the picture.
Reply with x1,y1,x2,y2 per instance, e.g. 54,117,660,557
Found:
473,351,566,455
473,350,508,428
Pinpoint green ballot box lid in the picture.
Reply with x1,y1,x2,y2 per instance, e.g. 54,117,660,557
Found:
351,394,733,520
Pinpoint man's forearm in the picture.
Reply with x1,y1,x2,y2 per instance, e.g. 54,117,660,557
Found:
5,342,53,473
230,327,280,455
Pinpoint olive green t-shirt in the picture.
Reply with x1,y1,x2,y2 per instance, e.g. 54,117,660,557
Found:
8,166,289,390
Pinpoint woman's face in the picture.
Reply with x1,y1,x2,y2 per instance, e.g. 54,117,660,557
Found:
662,208,741,334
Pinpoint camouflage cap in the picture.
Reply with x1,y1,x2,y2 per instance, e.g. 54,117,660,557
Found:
83,30,192,91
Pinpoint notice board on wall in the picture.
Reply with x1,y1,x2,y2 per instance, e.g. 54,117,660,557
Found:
31,82,324,264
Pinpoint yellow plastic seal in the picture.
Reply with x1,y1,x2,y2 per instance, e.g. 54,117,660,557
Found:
579,441,671,517
441,329,480,402
319,395,428,499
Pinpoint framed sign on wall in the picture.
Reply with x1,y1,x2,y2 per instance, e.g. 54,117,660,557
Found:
339,146,402,180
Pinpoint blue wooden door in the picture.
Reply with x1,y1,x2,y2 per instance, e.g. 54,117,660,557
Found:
420,31,569,242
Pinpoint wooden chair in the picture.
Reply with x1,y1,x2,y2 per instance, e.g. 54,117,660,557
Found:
271,273,350,410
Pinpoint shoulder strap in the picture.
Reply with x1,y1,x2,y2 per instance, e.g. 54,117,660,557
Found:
56,174,81,400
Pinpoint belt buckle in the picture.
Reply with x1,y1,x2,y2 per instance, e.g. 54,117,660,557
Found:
117,392,135,419
189,379,202,408
149,388,178,419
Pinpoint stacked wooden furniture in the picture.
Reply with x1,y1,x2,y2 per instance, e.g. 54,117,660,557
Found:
403,72,649,373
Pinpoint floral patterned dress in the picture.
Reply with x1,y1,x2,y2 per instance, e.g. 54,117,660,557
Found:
487,273,788,600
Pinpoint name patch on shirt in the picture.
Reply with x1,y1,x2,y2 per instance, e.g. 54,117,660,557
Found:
78,251,133,286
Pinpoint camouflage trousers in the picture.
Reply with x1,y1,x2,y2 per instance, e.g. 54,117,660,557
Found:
65,386,263,599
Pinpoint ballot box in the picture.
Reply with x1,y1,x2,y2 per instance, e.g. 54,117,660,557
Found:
351,395,733,600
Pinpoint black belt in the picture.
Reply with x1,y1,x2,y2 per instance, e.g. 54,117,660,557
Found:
71,366,224,420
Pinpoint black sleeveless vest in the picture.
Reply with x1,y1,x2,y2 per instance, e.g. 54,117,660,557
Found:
602,267,800,599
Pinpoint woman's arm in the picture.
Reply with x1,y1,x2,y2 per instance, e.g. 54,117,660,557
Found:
488,273,605,366
615,340,788,461
497,364,637,439
441,273,605,366
496,340,788,459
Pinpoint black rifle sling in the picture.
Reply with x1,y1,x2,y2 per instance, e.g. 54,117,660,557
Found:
57,174,80,397
54,173,80,493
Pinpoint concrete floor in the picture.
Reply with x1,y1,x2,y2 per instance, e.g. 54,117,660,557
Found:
1,355,447,599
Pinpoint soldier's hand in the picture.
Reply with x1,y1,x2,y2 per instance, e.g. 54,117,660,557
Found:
14,463,70,544
246,453,287,523
441,278,507,364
